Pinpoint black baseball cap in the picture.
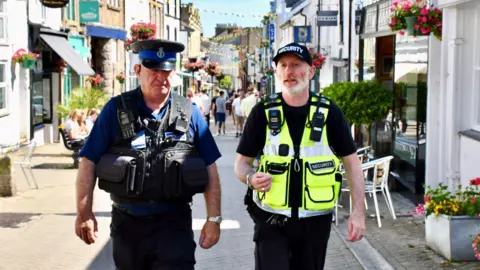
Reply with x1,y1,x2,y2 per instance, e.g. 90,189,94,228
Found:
273,42,312,66
130,39,185,71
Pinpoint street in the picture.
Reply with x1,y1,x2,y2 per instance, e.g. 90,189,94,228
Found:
0,129,363,270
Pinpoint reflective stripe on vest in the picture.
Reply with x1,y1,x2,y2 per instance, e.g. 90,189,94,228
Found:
254,94,342,218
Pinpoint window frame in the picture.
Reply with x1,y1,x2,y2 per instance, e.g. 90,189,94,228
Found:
473,5,480,132
65,1,75,21
0,0,8,43
0,61,7,117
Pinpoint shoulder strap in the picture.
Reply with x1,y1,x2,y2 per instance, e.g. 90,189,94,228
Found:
263,92,282,109
169,93,192,134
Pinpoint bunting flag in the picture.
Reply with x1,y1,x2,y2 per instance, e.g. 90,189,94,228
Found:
180,3,278,19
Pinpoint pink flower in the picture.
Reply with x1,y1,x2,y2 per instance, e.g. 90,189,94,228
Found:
414,204,426,215
391,18,397,24
414,24,420,30
421,8,429,15
399,31,405,35
472,198,477,203
420,27,431,34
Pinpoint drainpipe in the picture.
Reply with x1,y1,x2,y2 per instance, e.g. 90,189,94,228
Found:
300,8,307,46
347,0,353,82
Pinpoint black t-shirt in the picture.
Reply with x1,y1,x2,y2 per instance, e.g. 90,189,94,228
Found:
237,94,356,158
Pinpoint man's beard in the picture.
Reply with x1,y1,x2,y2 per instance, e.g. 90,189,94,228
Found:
275,71,310,96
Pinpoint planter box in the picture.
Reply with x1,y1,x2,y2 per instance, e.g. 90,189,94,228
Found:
426,214,480,261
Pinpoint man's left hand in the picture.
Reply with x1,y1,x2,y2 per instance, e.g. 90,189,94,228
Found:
347,211,366,242
199,221,220,249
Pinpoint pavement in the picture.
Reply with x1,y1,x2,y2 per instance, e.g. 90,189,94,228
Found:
0,115,479,269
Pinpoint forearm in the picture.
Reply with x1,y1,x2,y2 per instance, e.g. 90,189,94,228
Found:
345,161,365,214
204,163,221,217
234,156,254,184
76,157,97,215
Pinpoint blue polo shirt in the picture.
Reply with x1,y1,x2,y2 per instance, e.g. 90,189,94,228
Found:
79,87,221,215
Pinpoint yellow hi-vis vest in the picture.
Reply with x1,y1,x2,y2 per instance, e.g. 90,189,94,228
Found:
253,93,342,218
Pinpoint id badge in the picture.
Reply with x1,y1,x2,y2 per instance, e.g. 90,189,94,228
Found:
131,130,146,149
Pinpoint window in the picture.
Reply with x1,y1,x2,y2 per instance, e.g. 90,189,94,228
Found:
174,28,177,41
474,6,480,131
41,4,46,21
174,0,177,17
66,1,75,21
107,0,119,7
0,0,7,41
166,0,169,15
167,25,170,40
0,62,6,115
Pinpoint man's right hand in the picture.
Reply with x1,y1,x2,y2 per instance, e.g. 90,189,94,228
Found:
250,172,273,192
75,212,98,245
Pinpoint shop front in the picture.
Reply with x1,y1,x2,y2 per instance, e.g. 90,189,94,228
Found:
30,25,94,144
63,35,90,101
359,0,429,195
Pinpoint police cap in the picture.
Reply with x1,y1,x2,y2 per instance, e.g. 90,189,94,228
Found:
130,39,185,71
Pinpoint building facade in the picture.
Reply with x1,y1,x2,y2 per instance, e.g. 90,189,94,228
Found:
180,3,202,59
125,0,150,91
425,0,480,191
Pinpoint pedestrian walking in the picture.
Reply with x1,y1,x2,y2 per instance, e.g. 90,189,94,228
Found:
75,39,223,270
234,42,366,270
232,90,245,138
214,90,227,135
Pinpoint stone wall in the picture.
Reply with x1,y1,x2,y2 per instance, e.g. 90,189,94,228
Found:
0,155,15,197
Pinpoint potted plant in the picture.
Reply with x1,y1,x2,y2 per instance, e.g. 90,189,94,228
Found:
389,0,442,40
415,179,480,261
86,74,104,89
265,68,275,76
11,49,39,69
204,62,218,77
183,61,204,72
116,72,126,84
125,22,156,50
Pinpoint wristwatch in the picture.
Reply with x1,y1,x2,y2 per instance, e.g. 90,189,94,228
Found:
207,216,223,225
246,172,255,189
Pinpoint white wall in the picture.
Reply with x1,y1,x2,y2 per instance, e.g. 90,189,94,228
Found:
425,0,480,191
28,0,62,30
0,0,29,146
164,0,180,42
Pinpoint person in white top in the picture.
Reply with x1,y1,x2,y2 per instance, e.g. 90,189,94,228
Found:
232,90,245,138
187,88,204,114
199,89,212,126
64,109,89,141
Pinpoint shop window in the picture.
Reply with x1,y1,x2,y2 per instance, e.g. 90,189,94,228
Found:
363,38,376,81
0,62,6,116
66,1,75,21
0,0,7,42
31,74,52,127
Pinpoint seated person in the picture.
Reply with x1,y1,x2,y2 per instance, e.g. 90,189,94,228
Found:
65,109,88,142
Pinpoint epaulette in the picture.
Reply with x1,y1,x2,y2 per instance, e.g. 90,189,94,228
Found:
263,92,282,109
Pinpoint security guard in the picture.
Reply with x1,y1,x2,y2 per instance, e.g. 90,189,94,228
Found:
75,39,222,270
234,42,366,270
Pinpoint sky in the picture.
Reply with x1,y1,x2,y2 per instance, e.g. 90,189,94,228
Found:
183,0,272,38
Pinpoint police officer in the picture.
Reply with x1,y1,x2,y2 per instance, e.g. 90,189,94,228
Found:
75,39,222,270
234,42,366,270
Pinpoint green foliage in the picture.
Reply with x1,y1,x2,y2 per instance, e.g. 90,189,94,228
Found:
55,87,108,119
321,81,393,125
219,75,232,90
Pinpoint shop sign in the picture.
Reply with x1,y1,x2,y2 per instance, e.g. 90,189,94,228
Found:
317,11,338,27
80,0,100,23
40,0,69,8
293,26,311,43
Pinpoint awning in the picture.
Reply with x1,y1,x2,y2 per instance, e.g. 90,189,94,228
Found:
39,34,95,76
86,25,127,40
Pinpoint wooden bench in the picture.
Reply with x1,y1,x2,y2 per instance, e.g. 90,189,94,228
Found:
58,127,85,168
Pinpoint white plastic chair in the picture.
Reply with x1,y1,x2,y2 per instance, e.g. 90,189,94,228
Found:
14,142,38,189
335,156,396,227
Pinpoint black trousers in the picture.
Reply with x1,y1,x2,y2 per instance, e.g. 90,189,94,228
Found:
249,206,332,270
110,206,196,270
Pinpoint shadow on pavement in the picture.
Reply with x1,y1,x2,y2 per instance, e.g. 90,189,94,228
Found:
32,163,76,170
86,238,115,270
33,153,72,158
0,212,42,228
54,212,112,218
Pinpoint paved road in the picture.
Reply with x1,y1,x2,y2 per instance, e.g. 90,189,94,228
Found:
0,133,363,270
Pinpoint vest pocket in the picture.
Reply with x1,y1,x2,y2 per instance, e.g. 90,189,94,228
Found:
303,159,337,210
260,161,289,207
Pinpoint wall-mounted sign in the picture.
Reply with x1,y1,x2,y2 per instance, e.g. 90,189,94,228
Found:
80,0,99,23
40,0,69,8
293,26,311,43
317,11,338,27
269,24,275,43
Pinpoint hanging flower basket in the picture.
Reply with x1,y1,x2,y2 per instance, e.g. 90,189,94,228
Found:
125,22,156,50
204,62,219,76
183,62,204,73
308,48,327,70
116,72,126,84
11,49,39,69
265,68,275,76
389,1,442,40
86,74,105,89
